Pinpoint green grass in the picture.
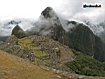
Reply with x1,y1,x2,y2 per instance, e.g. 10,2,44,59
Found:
66,50,105,76
19,38,47,58
36,59,44,65
34,51,47,57
30,44,37,47
33,47,40,51
23,39,32,44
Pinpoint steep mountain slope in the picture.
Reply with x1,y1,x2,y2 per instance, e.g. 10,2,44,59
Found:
84,20,105,42
11,25,27,38
0,50,61,79
29,7,73,47
28,7,105,62
66,21,105,62
66,50,105,76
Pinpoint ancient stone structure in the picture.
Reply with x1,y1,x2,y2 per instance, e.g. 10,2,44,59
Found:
0,35,75,77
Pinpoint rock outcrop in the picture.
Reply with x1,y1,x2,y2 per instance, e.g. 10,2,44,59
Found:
11,25,27,38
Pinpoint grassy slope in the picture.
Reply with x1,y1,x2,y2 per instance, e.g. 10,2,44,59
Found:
0,50,60,79
66,50,105,76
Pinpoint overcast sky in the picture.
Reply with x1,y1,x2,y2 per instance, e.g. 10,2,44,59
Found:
0,0,104,24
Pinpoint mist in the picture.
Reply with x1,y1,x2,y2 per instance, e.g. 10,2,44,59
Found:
0,18,36,36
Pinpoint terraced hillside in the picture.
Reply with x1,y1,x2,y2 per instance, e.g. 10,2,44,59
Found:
0,35,105,79
0,35,74,70
0,35,33,59
0,35,78,79
18,35,74,69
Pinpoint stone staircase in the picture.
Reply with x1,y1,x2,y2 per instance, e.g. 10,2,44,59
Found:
12,47,21,55
17,49,24,57
3,44,14,52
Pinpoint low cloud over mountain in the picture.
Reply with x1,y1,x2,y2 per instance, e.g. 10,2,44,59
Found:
0,19,35,36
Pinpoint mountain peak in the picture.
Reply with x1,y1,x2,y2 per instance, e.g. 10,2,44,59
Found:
11,25,27,38
13,25,24,32
44,7,53,11
15,24,20,27
41,7,58,19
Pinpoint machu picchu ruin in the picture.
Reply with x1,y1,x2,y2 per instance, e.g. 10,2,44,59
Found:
0,4,105,79
0,35,77,78
18,35,75,68
0,34,105,79
0,34,74,67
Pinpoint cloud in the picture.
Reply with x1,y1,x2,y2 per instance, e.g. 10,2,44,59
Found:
29,8,61,35
54,0,105,24
0,0,104,36
0,0,104,22
0,19,35,36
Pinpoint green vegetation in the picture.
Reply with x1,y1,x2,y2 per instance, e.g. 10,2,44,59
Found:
67,22,105,62
35,51,46,57
66,50,105,76
36,59,44,65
